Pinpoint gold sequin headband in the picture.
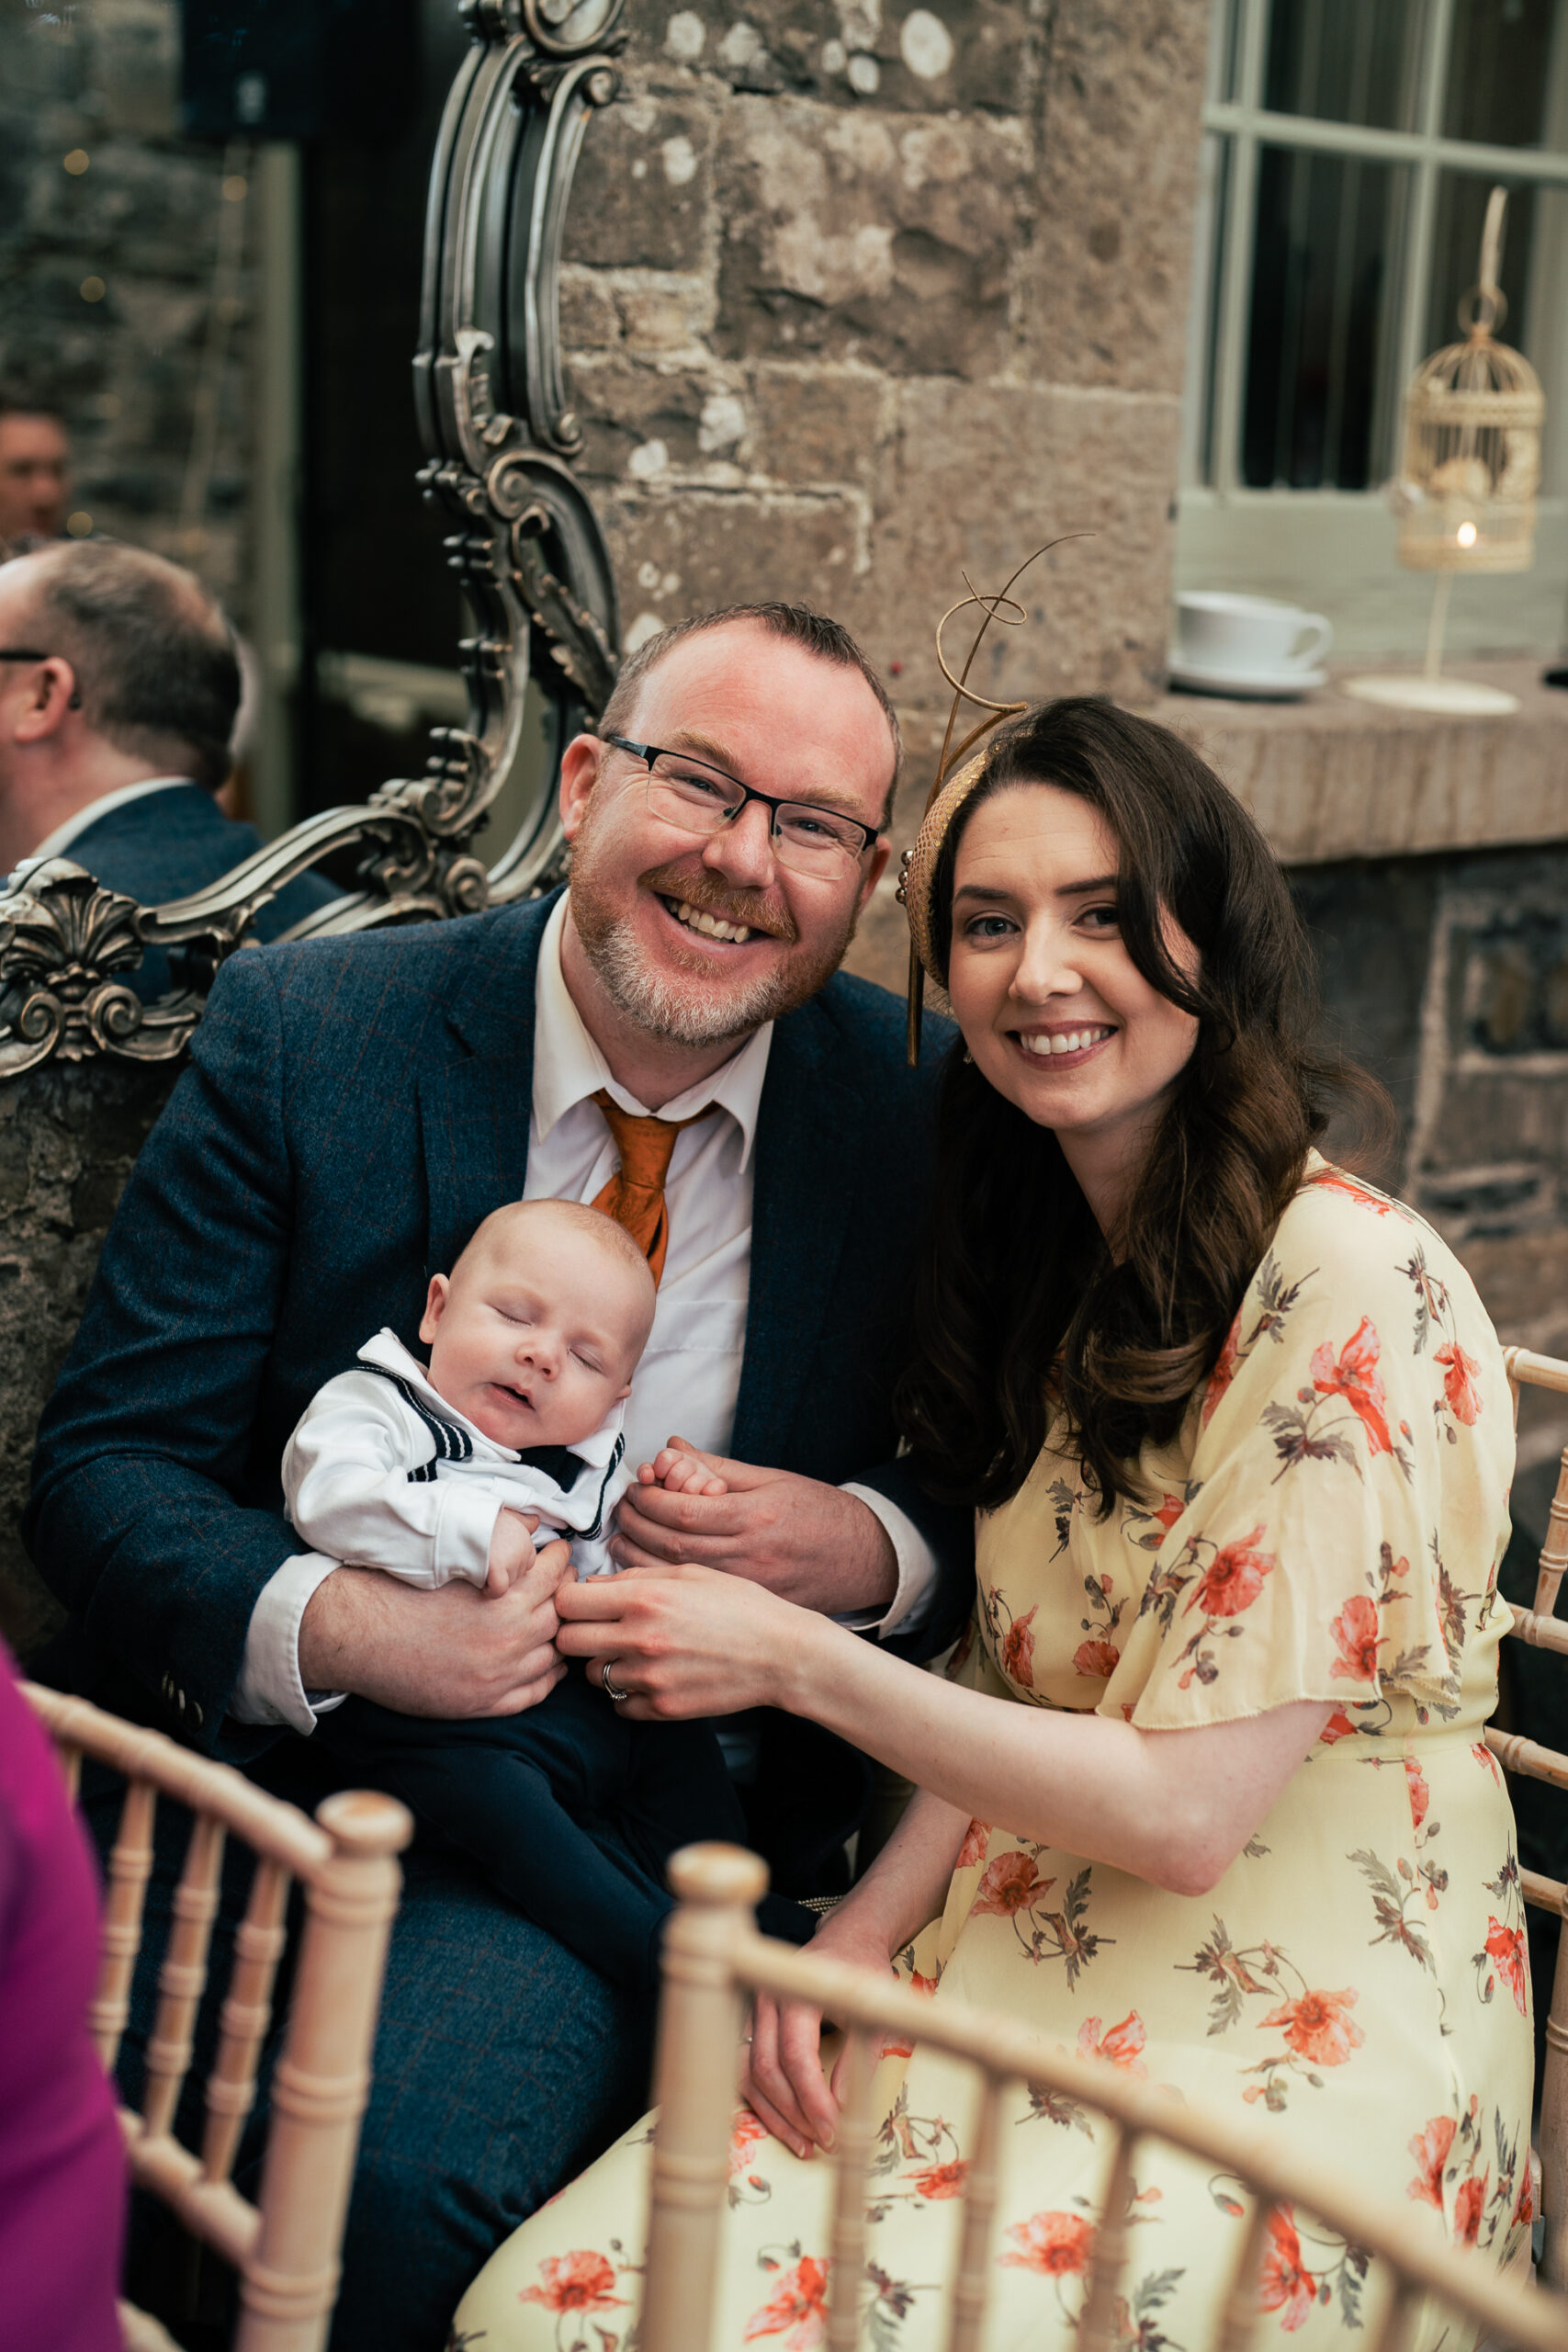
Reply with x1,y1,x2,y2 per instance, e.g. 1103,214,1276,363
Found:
897,544,1085,1064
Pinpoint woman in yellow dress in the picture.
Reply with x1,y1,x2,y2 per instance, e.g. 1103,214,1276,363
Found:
455,696,1529,2351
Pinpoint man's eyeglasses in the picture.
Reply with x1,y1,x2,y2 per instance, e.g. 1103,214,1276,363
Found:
0,649,80,707
605,737,880,877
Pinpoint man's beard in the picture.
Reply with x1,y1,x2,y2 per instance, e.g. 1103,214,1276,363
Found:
570,845,860,1050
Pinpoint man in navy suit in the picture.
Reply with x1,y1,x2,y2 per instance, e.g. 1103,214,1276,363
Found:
0,538,335,987
28,603,968,2349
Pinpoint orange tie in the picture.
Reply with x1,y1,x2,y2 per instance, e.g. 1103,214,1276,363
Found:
590,1089,716,1286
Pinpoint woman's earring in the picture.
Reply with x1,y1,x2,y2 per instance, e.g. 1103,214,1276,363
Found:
962,1047,974,1065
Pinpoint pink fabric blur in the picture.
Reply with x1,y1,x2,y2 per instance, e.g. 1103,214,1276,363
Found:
0,1645,126,2350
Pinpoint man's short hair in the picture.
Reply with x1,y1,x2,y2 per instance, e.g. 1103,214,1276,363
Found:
18,540,240,791
0,386,65,424
597,603,903,829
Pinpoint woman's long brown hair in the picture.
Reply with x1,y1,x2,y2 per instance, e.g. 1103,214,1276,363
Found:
894,695,1393,1515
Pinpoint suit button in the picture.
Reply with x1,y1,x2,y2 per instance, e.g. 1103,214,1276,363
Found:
190,1702,204,1727
175,1690,186,1713
161,1675,174,1701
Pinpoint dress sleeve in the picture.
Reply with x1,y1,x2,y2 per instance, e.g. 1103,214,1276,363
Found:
1109,1181,1516,1732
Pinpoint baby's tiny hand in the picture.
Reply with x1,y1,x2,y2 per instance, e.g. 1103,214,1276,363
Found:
486,1508,540,1596
643,1445,728,1498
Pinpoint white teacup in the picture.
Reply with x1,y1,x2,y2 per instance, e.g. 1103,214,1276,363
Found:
1175,592,1332,676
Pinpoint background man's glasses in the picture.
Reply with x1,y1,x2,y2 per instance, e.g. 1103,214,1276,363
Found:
605,736,878,877
0,649,81,708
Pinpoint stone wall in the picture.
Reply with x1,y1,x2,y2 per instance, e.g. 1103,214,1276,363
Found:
0,1055,178,1655
562,0,1213,984
0,0,252,612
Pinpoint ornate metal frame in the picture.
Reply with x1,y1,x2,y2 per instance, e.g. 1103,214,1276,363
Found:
0,0,625,1079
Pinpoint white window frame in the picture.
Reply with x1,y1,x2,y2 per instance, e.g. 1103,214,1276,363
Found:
1178,0,1568,661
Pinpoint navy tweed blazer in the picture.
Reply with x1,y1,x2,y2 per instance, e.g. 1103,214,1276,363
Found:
27,890,971,1892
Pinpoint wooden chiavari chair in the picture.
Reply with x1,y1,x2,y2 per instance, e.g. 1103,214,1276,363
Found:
22,1682,412,2352
1487,1347,1568,2290
641,1845,1568,2352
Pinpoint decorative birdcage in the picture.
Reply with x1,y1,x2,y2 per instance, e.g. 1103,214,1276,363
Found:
1394,189,1544,573
1347,186,1545,716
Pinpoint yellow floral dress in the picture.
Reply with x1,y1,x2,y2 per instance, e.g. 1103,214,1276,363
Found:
454,1160,1531,2352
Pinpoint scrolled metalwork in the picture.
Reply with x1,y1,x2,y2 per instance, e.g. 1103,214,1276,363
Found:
0,0,626,1070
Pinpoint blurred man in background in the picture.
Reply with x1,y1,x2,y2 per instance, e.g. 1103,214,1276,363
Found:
0,538,336,989
0,393,70,546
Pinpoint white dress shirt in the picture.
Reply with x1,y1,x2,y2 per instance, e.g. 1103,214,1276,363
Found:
232,895,936,1731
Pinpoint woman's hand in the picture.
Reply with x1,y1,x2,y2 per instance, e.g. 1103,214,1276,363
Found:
743,1905,898,2160
554,1562,824,1720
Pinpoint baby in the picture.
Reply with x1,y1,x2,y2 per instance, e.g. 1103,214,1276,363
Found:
284,1199,801,1989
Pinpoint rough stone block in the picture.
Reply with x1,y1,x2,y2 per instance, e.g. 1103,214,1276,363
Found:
748,364,888,486
0,1055,179,1659
859,379,1181,707
1025,0,1212,395
713,94,1029,377
602,485,866,646
570,354,739,483
637,0,1032,118
566,93,714,273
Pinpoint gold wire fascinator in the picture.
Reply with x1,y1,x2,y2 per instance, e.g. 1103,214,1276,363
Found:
897,543,1083,1065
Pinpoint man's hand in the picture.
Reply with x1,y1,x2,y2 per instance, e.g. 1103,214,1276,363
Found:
614,1437,897,1616
298,1540,572,1718
486,1507,541,1596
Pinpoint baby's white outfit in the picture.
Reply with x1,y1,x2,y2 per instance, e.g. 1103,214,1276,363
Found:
282,1329,631,1587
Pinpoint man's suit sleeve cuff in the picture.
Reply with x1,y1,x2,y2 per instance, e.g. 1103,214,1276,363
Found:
838,1483,938,1640
231,1552,349,1735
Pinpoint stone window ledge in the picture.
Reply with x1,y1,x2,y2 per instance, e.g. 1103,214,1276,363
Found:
1149,658,1568,866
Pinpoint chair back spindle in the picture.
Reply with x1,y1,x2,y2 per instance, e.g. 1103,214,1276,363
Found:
640,1843,1568,2352
21,1683,411,2352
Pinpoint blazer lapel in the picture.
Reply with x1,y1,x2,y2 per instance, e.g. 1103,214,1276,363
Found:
733,1001,864,1464
416,894,557,1274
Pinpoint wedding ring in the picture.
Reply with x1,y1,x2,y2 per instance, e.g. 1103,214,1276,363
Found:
601,1659,631,1704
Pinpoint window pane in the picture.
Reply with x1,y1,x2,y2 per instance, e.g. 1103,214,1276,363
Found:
1442,0,1560,147
1263,0,1422,132
1242,146,1408,487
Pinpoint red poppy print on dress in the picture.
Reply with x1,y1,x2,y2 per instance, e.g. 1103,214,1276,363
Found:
1155,1492,1187,1531
1072,1638,1122,1680
1329,1595,1383,1682
956,1819,989,1870
1000,1604,1038,1688
1258,1987,1364,2068
1454,2170,1489,2248
1186,1528,1275,1619
1318,1710,1358,1746
1403,1756,1431,1831
999,2210,1096,2276
1407,2115,1456,2206
728,2110,772,2178
1310,1318,1393,1455
743,2255,829,2346
1258,2206,1316,2332
1076,2011,1147,2075
1311,1170,1394,1216
1435,1340,1483,1426
912,2159,969,2199
1483,1918,1529,2016
973,1850,1053,1919
519,2249,629,2316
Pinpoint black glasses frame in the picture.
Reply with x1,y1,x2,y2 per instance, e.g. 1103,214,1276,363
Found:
0,648,81,708
604,735,880,859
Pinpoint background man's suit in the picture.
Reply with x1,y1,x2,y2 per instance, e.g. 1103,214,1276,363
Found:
27,886,968,2348
64,780,339,998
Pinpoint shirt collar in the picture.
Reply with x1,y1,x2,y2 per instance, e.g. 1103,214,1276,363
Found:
19,775,198,871
356,1327,626,1467
532,893,773,1171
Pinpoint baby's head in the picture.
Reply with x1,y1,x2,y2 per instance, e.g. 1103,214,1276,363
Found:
419,1200,656,1451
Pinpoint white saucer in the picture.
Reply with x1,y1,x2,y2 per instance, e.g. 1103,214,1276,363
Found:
1167,656,1327,701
